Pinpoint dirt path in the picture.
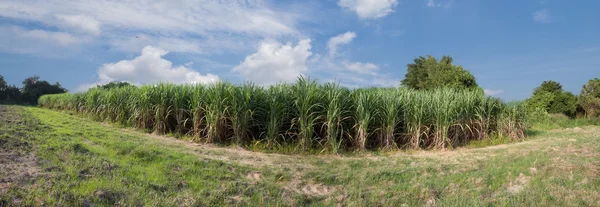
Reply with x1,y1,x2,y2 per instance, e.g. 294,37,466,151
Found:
116,123,582,168
0,106,41,200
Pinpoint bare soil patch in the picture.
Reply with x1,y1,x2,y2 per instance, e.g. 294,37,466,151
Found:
0,106,41,198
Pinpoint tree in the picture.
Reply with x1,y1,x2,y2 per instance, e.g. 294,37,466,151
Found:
526,91,554,112
578,78,600,117
0,75,23,103
20,75,67,105
526,80,578,118
0,75,6,90
549,92,577,117
2,85,21,103
401,55,478,90
98,81,132,90
0,75,7,101
533,80,563,95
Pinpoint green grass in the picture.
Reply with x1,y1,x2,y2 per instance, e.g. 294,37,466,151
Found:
531,113,600,131
2,105,600,206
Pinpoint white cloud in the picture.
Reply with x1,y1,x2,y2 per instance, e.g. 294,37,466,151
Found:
110,35,203,54
0,0,301,54
322,61,394,88
0,25,85,56
232,39,312,85
342,61,379,74
426,0,453,8
55,14,101,35
328,32,357,56
484,89,504,96
0,0,297,36
338,0,398,19
532,8,551,23
79,46,219,91
20,29,82,45
314,32,391,88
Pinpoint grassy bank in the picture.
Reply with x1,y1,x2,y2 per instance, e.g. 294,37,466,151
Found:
2,105,600,206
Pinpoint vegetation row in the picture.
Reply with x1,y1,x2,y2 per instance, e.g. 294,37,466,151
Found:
38,77,527,153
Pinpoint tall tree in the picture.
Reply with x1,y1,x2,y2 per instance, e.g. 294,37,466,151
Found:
527,80,578,118
401,55,478,90
20,75,67,105
0,75,6,101
578,78,600,117
533,81,563,95
0,74,22,103
0,75,6,89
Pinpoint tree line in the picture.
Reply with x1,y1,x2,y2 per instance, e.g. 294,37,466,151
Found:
525,79,600,118
0,75,67,105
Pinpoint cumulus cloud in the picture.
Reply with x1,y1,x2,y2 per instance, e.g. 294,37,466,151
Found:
338,0,398,19
232,39,312,85
79,46,219,91
328,32,357,56
484,89,504,96
532,8,551,23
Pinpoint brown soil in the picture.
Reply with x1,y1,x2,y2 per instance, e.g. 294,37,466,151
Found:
0,106,41,198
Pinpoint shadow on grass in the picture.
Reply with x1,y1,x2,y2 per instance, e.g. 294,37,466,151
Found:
526,129,545,137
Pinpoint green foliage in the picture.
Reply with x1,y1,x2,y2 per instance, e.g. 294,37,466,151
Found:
0,75,6,89
533,80,563,95
401,55,478,90
98,81,133,90
526,80,577,118
20,75,67,105
0,75,21,103
578,78,600,117
1,75,66,104
531,113,600,130
39,78,527,152
549,92,577,117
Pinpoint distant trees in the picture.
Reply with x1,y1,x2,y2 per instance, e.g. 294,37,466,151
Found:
401,55,478,90
0,74,67,105
0,75,5,89
98,81,132,90
578,78,600,118
0,75,22,103
526,80,578,118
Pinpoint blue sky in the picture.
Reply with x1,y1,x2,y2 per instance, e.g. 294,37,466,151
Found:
0,0,598,101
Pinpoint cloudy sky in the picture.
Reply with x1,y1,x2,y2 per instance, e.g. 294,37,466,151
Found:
0,0,598,101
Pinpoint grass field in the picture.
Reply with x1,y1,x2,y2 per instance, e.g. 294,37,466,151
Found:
2,105,600,206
